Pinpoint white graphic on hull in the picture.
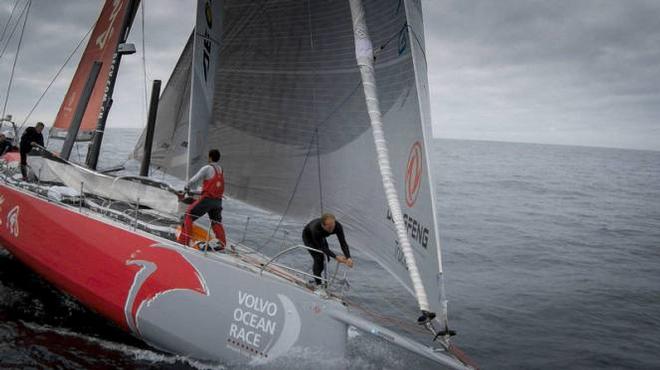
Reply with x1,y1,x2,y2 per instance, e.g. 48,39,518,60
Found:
0,194,5,226
123,243,208,336
7,205,19,237
260,294,302,362
124,260,157,335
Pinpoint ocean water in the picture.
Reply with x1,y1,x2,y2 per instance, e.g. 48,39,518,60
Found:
1,130,659,369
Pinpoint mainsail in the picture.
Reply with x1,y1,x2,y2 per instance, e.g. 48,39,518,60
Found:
136,0,446,315
51,0,139,141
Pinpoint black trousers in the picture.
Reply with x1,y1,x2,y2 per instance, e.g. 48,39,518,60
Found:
303,231,327,284
187,196,223,223
19,151,28,179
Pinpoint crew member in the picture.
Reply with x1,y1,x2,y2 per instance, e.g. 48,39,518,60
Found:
0,132,15,156
19,122,45,181
177,149,226,250
302,213,354,286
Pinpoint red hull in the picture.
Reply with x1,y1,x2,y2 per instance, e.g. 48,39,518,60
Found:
0,183,203,332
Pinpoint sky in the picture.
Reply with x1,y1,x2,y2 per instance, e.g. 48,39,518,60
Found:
0,0,658,151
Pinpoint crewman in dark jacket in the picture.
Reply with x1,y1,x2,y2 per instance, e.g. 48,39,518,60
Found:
302,213,354,286
0,133,15,156
19,122,45,181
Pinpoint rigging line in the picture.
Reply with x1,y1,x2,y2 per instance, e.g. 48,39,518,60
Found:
315,128,323,213
256,130,317,253
256,81,362,251
0,0,28,62
0,0,19,46
405,24,428,66
141,0,148,127
1,0,30,123
75,141,82,163
377,23,408,55
306,0,314,49
19,19,96,129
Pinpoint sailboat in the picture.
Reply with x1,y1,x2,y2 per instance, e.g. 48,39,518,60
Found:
0,0,476,368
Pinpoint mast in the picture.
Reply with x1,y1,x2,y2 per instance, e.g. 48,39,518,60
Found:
86,0,140,169
61,61,103,160
348,0,432,316
140,79,162,176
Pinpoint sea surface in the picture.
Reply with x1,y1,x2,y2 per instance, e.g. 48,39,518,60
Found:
1,130,659,369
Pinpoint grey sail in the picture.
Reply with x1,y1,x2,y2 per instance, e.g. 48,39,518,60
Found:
133,33,193,178
136,0,446,315
186,0,224,180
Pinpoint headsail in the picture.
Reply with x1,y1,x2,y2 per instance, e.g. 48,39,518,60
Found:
133,0,223,180
136,0,446,315
51,0,139,141
348,0,431,315
132,33,193,176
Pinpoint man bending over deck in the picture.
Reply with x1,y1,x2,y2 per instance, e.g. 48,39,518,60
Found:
177,149,226,250
302,213,354,287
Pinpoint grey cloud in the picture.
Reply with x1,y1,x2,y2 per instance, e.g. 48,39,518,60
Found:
425,0,660,150
0,0,193,127
1,1,658,151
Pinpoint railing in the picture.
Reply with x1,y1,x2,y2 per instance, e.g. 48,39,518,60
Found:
259,243,351,293
0,167,180,235
0,165,351,296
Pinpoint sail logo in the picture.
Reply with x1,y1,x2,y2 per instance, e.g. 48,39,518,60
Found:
124,243,208,335
405,141,423,207
387,208,429,249
201,0,213,83
95,0,124,50
7,205,19,237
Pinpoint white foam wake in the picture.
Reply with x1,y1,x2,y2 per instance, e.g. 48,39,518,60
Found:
21,321,225,370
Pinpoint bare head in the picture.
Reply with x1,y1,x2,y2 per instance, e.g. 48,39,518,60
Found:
208,149,221,163
35,122,45,133
321,213,336,233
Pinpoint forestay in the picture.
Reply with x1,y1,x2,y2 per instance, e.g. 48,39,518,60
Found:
135,0,446,315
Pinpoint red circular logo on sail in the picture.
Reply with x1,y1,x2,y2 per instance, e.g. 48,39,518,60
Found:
405,141,423,207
